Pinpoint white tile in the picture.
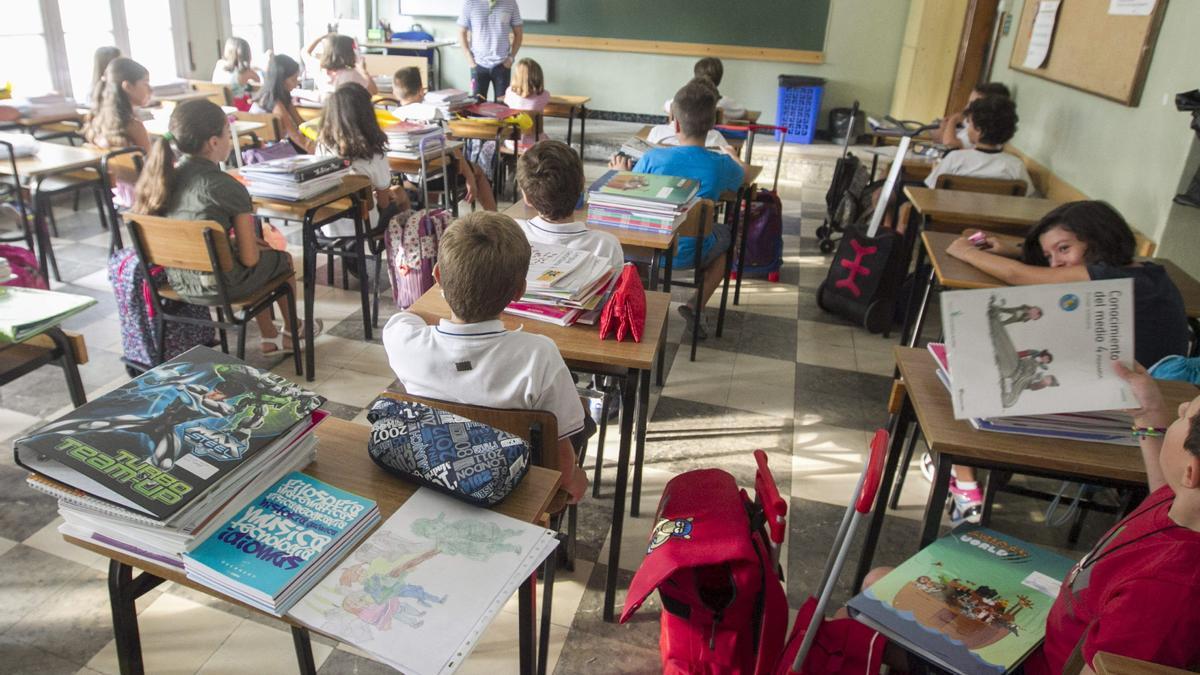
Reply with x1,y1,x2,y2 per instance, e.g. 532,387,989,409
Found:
853,329,899,354
72,267,116,293
22,518,109,571
597,465,674,572
790,423,926,519
728,353,797,418
796,340,856,371
454,604,568,675
855,348,896,377
0,534,16,557
660,345,736,409
341,343,392,376
87,593,242,675
0,407,41,448
736,286,800,319
197,618,333,674
311,368,396,408
795,319,856,347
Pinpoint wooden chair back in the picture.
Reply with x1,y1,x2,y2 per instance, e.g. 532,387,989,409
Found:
99,147,144,188
934,174,1028,197
123,213,234,273
233,110,280,143
189,80,232,107
373,391,561,474
676,199,715,239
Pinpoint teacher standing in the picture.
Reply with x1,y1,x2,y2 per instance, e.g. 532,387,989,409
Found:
458,0,523,101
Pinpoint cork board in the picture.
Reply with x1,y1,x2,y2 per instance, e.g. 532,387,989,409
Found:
1008,0,1168,106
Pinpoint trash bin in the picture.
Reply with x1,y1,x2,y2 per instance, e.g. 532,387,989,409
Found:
775,75,825,143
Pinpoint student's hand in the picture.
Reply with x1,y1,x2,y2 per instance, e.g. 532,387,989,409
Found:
608,154,633,171
502,56,513,68
564,466,589,505
1113,361,1172,428
946,236,978,260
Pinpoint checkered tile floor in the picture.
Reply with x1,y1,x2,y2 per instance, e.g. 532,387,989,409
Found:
0,159,1111,674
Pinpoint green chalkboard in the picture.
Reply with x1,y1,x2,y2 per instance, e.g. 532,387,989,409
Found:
522,0,830,53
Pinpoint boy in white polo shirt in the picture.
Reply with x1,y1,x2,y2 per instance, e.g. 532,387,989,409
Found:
382,211,589,502
516,140,624,272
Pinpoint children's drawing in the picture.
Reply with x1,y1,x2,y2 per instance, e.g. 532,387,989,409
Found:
987,297,1059,408
411,512,524,561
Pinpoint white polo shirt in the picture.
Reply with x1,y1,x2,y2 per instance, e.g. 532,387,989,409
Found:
924,147,1035,196
645,124,731,150
517,217,625,273
382,312,585,439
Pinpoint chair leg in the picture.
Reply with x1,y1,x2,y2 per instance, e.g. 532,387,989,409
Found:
889,426,922,510
326,251,334,286
235,323,248,361
215,308,229,353
372,253,383,328
689,288,701,362
285,285,303,377
537,532,562,675
93,187,109,230
47,203,60,239
592,386,611,499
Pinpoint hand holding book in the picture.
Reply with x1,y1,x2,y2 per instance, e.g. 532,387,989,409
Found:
1112,361,1173,429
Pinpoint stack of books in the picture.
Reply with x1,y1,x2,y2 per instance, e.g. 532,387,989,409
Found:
586,170,699,234
0,287,96,343
239,156,350,201
17,347,331,569
394,88,472,121
3,94,78,120
505,243,617,326
150,79,191,97
383,119,444,159
183,472,379,616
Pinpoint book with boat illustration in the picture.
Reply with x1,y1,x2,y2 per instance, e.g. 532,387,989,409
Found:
940,279,1135,420
848,526,1074,674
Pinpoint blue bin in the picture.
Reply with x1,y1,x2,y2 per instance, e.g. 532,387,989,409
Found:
775,75,825,144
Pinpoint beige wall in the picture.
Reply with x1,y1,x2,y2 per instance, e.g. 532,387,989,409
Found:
889,0,969,122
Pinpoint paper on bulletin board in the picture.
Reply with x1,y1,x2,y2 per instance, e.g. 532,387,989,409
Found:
1022,0,1061,69
1108,0,1156,16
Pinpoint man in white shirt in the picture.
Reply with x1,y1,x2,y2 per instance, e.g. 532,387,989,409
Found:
382,211,589,502
458,0,523,101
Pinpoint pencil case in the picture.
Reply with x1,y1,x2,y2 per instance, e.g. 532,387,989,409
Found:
364,395,530,507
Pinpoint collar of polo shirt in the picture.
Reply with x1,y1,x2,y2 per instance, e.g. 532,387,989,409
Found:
530,216,588,235
435,318,509,336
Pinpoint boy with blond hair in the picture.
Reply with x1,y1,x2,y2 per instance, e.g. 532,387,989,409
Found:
517,140,624,272
382,212,589,502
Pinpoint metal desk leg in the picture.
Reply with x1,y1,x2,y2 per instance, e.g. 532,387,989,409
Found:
647,250,659,292
578,106,586,161
733,185,753,306
302,213,318,381
351,194,373,341
565,109,574,150
631,368,651,518
906,266,937,349
715,189,741,336
290,626,318,675
921,453,953,547
46,326,86,407
108,560,167,675
655,249,674,387
603,374,638,622
32,186,61,282
518,573,537,675
898,237,927,347
852,396,912,592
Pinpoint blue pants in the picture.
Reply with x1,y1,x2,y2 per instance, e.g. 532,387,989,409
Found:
472,64,511,101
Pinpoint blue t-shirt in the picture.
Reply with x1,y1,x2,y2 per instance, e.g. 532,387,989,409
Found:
633,145,744,200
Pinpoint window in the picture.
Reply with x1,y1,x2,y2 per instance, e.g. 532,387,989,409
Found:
0,2,55,97
58,0,117,100
229,0,266,66
270,0,303,61
124,0,179,80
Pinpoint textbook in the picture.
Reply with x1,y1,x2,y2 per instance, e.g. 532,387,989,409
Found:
848,525,1074,675
940,279,1136,420
239,155,348,181
184,472,379,616
0,286,96,343
289,488,559,675
14,346,325,523
588,170,700,208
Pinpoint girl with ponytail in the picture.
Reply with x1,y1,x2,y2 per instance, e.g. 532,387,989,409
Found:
84,57,152,152
133,99,320,355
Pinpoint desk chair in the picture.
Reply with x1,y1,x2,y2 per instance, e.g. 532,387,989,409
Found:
188,81,232,107
373,96,402,109
933,174,1028,197
373,391,577,675
496,111,544,201
233,111,281,144
312,190,394,326
98,147,145,252
0,328,89,408
123,213,303,376
658,199,717,362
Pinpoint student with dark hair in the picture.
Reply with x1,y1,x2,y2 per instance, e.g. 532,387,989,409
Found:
692,56,745,120
938,200,1189,521
132,98,318,355
84,57,152,152
315,83,406,237
252,54,312,153
923,95,1033,195
938,81,1012,149
89,46,122,104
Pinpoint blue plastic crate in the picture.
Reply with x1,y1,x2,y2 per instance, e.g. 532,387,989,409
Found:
775,75,825,144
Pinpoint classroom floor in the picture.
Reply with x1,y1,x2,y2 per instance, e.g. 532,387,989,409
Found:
0,136,1115,674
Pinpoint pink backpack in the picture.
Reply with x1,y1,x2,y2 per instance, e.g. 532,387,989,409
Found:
384,208,453,309
0,244,48,289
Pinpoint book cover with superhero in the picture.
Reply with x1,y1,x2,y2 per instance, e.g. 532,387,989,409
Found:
848,526,1074,674
184,472,379,615
15,346,324,521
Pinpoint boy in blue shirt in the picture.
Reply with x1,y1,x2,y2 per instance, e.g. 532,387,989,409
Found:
611,78,746,337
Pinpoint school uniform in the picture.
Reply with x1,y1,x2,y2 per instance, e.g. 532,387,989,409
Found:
924,147,1035,196
162,156,291,302
382,312,585,439
517,216,625,272
1088,262,1189,367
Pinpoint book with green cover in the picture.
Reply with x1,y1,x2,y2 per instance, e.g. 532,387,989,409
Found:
587,170,699,206
0,286,96,343
848,526,1075,674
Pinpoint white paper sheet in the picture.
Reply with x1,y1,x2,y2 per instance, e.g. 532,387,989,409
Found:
1022,0,1062,69
1109,0,1156,16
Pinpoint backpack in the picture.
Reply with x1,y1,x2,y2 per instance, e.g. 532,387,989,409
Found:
241,140,298,167
384,208,452,310
107,248,216,370
734,189,784,279
621,469,788,675
0,244,48,289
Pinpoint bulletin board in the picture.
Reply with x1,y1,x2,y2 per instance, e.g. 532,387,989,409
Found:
1008,0,1168,106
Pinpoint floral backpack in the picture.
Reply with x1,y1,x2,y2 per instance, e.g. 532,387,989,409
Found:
383,208,453,309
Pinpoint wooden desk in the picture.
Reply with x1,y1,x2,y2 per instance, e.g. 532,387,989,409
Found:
852,347,1199,589
904,186,1059,235
0,143,105,282
66,416,562,675
544,95,590,159
863,145,937,181
232,172,373,380
152,91,215,108
409,284,669,623
1094,652,1194,675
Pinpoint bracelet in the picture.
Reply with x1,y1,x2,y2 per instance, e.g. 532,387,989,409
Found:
1131,426,1168,438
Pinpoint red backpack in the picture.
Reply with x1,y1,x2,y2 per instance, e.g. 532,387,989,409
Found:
621,468,788,675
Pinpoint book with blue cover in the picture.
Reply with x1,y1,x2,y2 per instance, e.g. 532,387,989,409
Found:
184,472,380,615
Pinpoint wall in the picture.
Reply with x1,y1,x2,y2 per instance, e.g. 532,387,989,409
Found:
377,0,911,125
991,0,1200,257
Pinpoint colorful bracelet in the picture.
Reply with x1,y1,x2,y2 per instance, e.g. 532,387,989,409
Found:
1131,426,1168,438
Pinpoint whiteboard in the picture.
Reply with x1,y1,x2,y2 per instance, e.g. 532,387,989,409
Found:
398,0,549,22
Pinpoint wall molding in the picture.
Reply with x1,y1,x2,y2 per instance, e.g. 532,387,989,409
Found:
521,34,824,64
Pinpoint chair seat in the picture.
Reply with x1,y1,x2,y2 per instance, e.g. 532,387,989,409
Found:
26,171,103,194
158,271,295,308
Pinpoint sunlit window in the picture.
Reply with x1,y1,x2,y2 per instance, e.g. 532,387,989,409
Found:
229,1,266,66
270,0,303,61
124,0,179,80
0,2,55,96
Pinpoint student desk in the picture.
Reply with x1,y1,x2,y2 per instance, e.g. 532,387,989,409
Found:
543,95,590,159
10,108,86,133
152,91,216,109
409,284,670,624
1093,652,1194,675
862,145,936,182
852,346,1200,590
0,327,88,407
63,416,562,675
387,139,464,216
634,124,748,156
231,172,374,381
0,142,105,281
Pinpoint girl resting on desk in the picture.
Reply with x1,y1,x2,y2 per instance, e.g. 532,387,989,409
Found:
936,200,1190,524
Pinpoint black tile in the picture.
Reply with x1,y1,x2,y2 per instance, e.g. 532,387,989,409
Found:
318,648,399,674
4,566,118,665
0,464,62,542
321,400,363,421
0,633,85,674
0,545,89,634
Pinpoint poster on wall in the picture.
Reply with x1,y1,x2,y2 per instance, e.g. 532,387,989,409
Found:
1108,0,1156,16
